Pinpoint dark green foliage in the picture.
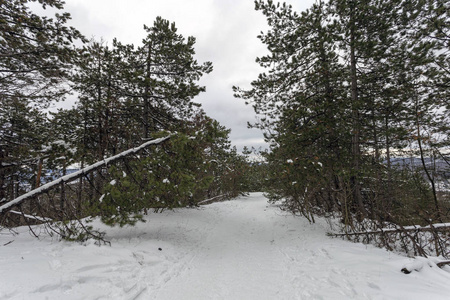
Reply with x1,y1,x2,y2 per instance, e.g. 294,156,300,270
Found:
0,0,84,106
70,40,138,164
241,147,268,192
89,121,246,227
0,0,83,203
69,17,214,163
57,15,250,230
51,16,248,228
0,3,250,239
236,0,449,231
0,99,49,198
130,17,213,138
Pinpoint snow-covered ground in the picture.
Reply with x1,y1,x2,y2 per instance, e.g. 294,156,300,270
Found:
1,193,449,299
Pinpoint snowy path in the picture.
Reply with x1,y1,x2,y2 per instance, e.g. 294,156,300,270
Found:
1,193,450,299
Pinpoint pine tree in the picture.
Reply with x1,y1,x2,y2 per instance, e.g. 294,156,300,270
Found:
0,0,83,203
235,1,350,219
236,0,449,229
71,41,137,164
399,0,450,220
0,0,84,107
129,17,213,138
91,110,244,227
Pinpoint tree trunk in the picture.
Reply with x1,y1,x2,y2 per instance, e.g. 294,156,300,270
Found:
36,157,43,189
416,108,441,221
144,43,152,139
349,4,364,218
0,146,6,203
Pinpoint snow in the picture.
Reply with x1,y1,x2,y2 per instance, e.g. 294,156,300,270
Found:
1,193,450,299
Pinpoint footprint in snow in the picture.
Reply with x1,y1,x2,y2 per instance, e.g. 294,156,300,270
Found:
132,252,144,265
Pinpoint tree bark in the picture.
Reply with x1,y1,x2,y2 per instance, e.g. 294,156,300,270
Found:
349,3,364,218
143,42,152,139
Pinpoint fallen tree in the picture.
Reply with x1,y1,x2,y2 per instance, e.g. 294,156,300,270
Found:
0,136,171,215
0,136,171,241
328,222,450,259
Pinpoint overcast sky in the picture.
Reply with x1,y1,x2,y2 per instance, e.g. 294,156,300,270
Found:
60,0,315,152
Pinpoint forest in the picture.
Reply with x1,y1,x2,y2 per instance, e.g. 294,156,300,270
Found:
1,0,449,259
235,0,449,258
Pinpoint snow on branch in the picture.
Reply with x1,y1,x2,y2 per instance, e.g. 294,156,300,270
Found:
328,223,450,237
0,136,171,214
8,210,52,222
197,194,226,205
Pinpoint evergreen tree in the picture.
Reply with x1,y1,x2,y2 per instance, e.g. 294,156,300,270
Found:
70,41,137,164
236,0,449,229
0,0,83,203
90,110,245,227
64,18,254,228
235,1,350,219
70,17,213,160
0,0,83,107
128,17,213,138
